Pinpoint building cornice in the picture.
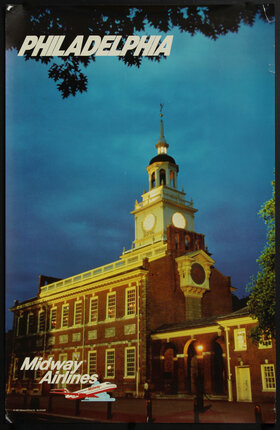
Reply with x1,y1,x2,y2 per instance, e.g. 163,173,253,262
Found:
151,324,221,340
10,269,148,311
218,315,258,326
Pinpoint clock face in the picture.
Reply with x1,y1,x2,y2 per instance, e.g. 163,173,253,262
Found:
172,212,186,229
143,214,155,231
190,263,206,285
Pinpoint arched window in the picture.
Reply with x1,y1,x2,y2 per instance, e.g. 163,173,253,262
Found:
170,170,174,187
151,172,155,189
160,169,166,185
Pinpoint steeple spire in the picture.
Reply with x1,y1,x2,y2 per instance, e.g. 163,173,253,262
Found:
156,104,169,154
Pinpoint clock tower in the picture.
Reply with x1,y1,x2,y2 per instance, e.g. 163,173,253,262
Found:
131,112,197,250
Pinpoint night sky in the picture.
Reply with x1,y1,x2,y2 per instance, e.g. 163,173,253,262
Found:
6,14,275,329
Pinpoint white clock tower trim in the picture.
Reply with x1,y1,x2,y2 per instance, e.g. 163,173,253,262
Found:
131,110,197,250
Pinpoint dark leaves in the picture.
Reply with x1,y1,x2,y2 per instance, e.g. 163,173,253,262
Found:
246,178,275,341
48,57,88,98
6,4,274,98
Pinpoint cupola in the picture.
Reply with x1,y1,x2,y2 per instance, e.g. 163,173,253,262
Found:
147,109,179,190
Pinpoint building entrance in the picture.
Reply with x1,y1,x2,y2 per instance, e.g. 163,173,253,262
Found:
235,366,252,402
163,346,177,394
212,341,225,394
185,341,197,394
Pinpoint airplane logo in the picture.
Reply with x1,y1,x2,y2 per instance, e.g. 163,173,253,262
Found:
50,381,117,401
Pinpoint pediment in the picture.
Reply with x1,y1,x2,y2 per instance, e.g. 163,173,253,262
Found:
176,249,215,267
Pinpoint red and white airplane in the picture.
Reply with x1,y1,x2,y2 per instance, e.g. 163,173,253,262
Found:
50,382,117,399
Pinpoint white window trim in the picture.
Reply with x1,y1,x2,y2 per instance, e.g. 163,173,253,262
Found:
106,292,116,320
22,368,28,380
88,329,97,340
261,364,276,392
48,336,55,345
74,300,83,326
59,353,68,360
34,368,41,380
105,349,115,379
125,287,136,317
88,350,97,375
12,358,19,380
16,315,23,337
27,313,34,334
72,332,81,341
61,304,69,328
72,351,80,361
49,307,57,330
59,334,68,344
37,310,45,333
124,346,136,379
89,297,99,324
234,328,247,351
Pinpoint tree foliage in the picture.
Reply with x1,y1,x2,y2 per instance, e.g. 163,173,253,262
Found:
247,178,275,342
6,4,274,98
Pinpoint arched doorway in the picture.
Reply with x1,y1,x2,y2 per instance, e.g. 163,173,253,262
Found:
162,344,177,394
185,341,197,394
212,341,225,394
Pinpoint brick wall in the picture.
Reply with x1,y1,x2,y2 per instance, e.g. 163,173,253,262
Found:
146,255,186,331
202,268,232,317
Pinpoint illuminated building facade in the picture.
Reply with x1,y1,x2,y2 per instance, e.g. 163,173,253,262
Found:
7,116,275,403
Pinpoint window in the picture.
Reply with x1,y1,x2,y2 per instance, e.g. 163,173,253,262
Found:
61,304,69,327
126,287,136,316
106,292,116,320
72,332,81,342
88,330,97,340
74,301,83,325
23,368,28,379
258,334,272,349
170,170,175,187
58,353,68,388
151,172,155,188
234,328,247,351
88,351,97,375
72,351,80,361
37,310,45,332
34,368,41,380
261,364,276,391
185,234,190,251
59,334,68,344
160,169,166,185
16,315,24,336
36,338,43,347
13,358,19,379
124,324,136,335
125,347,136,378
105,327,115,338
90,297,98,323
27,313,35,334
48,336,55,346
49,308,57,330
105,350,115,378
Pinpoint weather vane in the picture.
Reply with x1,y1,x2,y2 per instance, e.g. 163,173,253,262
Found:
160,103,164,117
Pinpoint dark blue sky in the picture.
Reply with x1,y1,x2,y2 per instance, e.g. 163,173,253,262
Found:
6,17,275,329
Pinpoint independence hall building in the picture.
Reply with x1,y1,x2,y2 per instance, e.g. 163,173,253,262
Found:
7,117,276,403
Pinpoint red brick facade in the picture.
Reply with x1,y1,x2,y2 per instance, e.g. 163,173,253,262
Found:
7,226,275,404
